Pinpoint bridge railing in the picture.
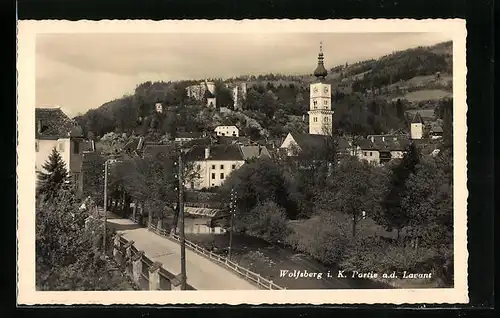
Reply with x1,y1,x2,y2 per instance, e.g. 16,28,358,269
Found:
148,223,284,290
116,234,194,291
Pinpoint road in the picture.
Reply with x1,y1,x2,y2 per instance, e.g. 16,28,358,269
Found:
107,216,259,290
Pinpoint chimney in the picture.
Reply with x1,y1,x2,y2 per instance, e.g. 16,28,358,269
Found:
382,136,385,142
370,136,374,143
302,114,305,122
205,146,210,159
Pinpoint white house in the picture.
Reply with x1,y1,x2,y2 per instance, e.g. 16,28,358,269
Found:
410,112,424,140
214,125,239,137
35,107,85,194
357,135,409,165
155,102,163,113
185,144,245,189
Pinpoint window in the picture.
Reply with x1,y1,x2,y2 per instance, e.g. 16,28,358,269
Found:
220,164,224,169
211,173,215,179
313,117,317,122
35,140,39,152
220,173,225,180
324,100,328,105
58,142,64,152
313,100,318,105
232,164,236,169
73,140,80,154
369,152,372,156
211,165,215,169
363,151,367,156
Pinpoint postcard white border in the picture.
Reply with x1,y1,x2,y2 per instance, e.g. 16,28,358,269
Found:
17,19,468,305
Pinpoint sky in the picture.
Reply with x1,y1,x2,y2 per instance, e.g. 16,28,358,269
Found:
36,32,452,117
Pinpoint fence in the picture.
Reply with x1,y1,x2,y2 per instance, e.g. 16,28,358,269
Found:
113,233,195,291
148,223,284,290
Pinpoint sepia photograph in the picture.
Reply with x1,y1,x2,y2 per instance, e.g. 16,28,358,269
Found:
17,19,468,305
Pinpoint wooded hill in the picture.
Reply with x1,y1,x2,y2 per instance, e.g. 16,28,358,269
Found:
74,41,453,141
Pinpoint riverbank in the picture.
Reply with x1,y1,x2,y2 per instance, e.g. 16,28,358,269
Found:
185,232,389,289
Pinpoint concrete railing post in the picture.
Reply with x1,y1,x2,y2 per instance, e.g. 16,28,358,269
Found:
131,251,144,284
148,261,162,290
124,240,135,260
170,274,182,291
113,234,123,264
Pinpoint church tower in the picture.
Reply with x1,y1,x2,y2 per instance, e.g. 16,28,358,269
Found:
308,42,334,135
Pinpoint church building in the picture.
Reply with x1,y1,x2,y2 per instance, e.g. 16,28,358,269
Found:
280,43,337,155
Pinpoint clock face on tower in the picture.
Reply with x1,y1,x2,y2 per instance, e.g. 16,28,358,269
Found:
313,87,319,93
324,87,329,94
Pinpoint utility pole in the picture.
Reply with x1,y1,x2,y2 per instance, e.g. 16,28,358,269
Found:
228,188,236,260
178,151,187,290
103,160,108,252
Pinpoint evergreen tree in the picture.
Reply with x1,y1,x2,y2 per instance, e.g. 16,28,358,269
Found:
37,147,68,201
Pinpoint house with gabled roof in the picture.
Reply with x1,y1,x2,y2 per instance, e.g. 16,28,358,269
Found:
35,107,85,194
358,135,410,165
185,144,245,189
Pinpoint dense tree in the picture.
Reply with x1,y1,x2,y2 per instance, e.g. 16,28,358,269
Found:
241,200,291,243
37,148,68,201
219,158,299,220
378,142,421,239
317,156,382,237
81,153,106,206
36,187,132,290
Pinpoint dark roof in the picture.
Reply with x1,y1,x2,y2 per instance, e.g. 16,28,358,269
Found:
122,137,141,152
185,144,244,161
411,112,424,124
143,143,175,158
176,131,204,139
430,125,444,133
240,145,271,160
35,108,82,139
217,136,251,145
290,132,329,150
358,136,410,151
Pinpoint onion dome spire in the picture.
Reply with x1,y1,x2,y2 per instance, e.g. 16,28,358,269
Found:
313,41,328,79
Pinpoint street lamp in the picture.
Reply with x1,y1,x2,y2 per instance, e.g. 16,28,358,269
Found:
103,157,122,252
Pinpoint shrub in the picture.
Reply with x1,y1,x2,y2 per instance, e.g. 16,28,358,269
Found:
242,200,290,243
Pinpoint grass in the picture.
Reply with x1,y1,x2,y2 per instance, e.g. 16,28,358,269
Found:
404,89,452,102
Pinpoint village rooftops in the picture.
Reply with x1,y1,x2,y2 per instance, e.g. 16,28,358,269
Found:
176,131,204,139
411,112,424,124
358,135,410,152
36,107,83,139
240,145,271,160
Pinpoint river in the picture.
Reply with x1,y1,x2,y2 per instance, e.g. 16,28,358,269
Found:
185,232,390,289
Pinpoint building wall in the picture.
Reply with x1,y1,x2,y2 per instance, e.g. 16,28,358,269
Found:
215,126,239,137
357,149,380,164
280,133,300,156
410,123,423,139
207,97,216,108
189,159,244,189
390,150,404,159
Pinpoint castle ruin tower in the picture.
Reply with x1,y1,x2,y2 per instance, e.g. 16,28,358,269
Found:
308,42,334,135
